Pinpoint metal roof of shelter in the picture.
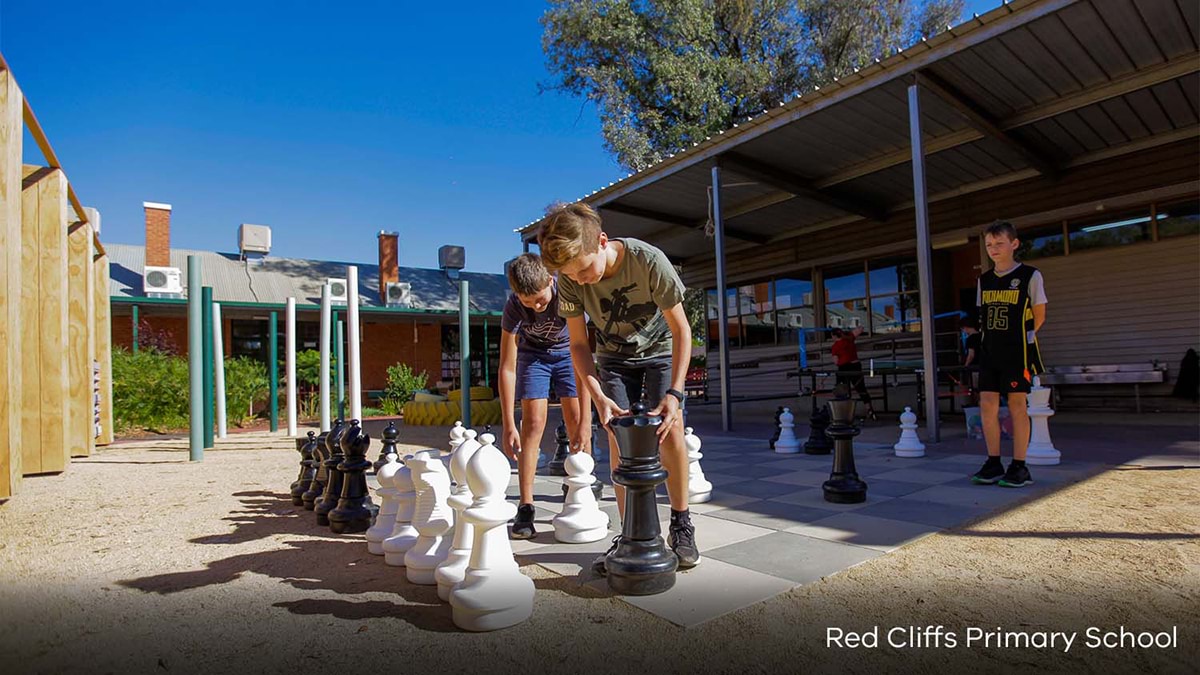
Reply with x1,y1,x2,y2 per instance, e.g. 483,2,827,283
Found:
106,243,509,315
518,0,1199,262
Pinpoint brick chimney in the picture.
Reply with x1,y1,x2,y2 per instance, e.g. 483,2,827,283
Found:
144,202,172,267
377,231,399,300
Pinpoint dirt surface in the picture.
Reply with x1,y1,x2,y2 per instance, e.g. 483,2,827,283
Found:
1,438,1195,675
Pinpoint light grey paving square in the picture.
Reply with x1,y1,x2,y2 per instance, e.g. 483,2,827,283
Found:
515,530,618,577
783,512,942,552
756,457,832,471
713,463,793,479
718,479,807,499
699,472,753,487
607,558,797,627
705,500,839,531
763,470,832,488
706,531,882,584
687,492,759,514
769,487,891,511
855,498,990,528
868,467,968,485
659,513,776,551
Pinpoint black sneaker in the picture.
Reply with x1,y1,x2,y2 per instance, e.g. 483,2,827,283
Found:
998,463,1033,488
668,514,701,569
970,457,1005,485
511,503,537,539
591,535,622,577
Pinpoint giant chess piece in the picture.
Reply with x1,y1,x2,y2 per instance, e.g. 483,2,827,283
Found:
381,450,420,566
546,422,570,476
1026,377,1061,465
893,406,926,458
823,397,868,504
436,429,484,600
404,451,455,584
291,431,318,506
315,419,347,526
605,402,677,596
804,405,833,455
329,420,374,534
449,432,535,631
769,406,784,450
684,427,713,503
373,421,400,474
448,421,467,455
366,452,401,554
301,430,329,511
553,451,610,543
774,408,801,454
290,436,308,501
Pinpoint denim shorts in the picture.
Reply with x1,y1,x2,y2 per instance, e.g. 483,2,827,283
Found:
516,349,578,401
597,356,672,410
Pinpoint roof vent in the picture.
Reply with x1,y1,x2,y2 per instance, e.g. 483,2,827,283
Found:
439,245,465,280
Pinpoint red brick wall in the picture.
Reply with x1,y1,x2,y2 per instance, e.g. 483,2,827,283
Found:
360,320,442,392
144,207,171,268
110,313,231,358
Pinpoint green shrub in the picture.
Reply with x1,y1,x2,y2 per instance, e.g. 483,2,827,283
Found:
112,347,189,433
382,362,428,414
224,356,269,427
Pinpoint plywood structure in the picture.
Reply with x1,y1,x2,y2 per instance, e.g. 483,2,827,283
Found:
0,69,22,498
67,220,95,457
20,165,71,475
93,255,113,445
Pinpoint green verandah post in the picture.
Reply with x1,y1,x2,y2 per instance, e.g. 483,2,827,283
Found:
202,286,215,449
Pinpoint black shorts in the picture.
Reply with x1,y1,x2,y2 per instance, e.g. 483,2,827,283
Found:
597,356,672,410
977,363,1033,394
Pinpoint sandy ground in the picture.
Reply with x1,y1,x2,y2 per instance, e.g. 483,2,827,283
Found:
0,438,1196,675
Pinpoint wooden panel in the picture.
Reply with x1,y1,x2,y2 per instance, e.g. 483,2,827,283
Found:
67,221,94,457
20,166,70,474
94,255,113,445
0,70,22,498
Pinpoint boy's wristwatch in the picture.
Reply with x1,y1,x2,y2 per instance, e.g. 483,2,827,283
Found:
665,388,686,404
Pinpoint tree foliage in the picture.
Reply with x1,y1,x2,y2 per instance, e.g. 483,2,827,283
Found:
542,0,964,172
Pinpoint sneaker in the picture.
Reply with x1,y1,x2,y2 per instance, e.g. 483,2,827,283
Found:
510,503,537,539
970,457,1005,485
998,462,1033,488
668,514,701,569
591,535,622,577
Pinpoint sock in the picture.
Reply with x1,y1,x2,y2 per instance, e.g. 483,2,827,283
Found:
670,508,690,521
986,455,1002,463
1011,459,1026,468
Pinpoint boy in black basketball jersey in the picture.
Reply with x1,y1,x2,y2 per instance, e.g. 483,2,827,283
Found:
971,220,1047,488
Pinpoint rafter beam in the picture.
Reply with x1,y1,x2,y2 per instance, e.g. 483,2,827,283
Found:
600,202,770,245
721,152,888,221
917,70,1059,178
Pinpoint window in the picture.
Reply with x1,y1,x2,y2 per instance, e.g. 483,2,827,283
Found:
1017,224,1066,261
739,282,775,346
776,275,814,346
824,264,869,336
1068,210,1152,252
1157,201,1199,239
706,288,742,348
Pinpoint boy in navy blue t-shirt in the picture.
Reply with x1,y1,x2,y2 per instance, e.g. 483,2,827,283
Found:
499,253,589,539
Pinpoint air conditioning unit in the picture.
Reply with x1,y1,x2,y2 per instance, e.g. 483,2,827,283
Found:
238,223,272,256
385,281,412,307
327,278,349,304
144,266,183,297
439,245,466,279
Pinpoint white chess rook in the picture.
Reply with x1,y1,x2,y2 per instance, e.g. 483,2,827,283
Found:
405,451,455,584
449,433,534,631
365,453,401,555
684,427,713,503
381,453,420,566
1026,378,1061,465
553,451,610,543
774,407,800,454
893,406,926,458
436,430,484,601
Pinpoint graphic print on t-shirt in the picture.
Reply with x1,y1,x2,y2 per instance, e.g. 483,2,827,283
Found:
600,283,660,336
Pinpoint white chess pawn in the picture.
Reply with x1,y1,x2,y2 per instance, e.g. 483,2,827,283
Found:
381,453,420,567
449,432,534,631
893,406,926,458
684,427,713,503
1026,377,1061,465
553,451,610,543
449,421,466,455
365,453,400,555
435,430,484,601
774,407,800,454
404,451,455,584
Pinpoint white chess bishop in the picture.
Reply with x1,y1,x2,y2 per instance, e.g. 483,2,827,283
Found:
435,429,484,601
449,433,534,631
365,453,401,555
553,451,610,543
381,452,420,567
404,451,455,584
683,427,713,503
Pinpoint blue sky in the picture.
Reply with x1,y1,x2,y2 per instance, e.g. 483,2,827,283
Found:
3,0,997,274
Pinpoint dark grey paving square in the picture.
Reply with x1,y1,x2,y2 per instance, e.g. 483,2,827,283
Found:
718,479,808,499
713,463,795,479
704,499,840,531
697,472,753,487
770,487,891,511
859,479,930,498
706,531,882,584
855,498,991,528
904,484,1037,510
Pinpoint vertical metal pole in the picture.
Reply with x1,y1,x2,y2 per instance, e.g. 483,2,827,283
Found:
459,279,471,427
347,266,362,421
483,317,490,388
187,256,203,461
285,298,297,436
213,303,227,439
336,319,345,420
908,81,940,442
131,304,139,354
318,284,331,431
268,310,279,433
202,287,215,448
711,162,733,432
